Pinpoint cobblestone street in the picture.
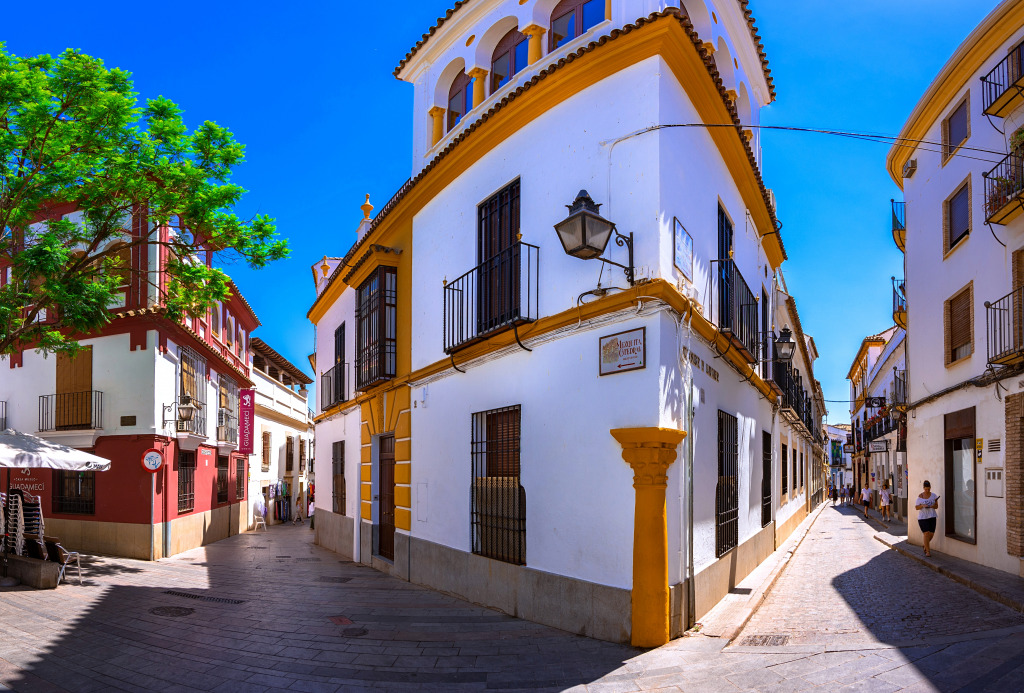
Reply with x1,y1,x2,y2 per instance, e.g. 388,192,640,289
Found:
1,512,1023,692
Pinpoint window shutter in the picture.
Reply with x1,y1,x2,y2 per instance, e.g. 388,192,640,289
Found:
949,289,972,357
948,101,968,151
949,185,970,247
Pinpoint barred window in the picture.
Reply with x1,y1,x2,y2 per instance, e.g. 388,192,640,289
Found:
781,443,788,494
299,439,307,473
216,456,229,504
236,456,245,500
261,431,271,472
333,441,346,515
716,410,739,557
179,347,207,405
52,470,95,515
355,266,397,390
761,431,772,528
178,451,196,513
286,436,294,472
217,374,238,443
471,405,525,565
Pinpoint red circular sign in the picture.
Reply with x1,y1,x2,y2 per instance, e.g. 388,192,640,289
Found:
141,448,163,473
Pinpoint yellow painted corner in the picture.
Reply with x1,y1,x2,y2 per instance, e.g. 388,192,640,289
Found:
395,485,411,508
395,410,411,439
395,463,411,484
361,465,372,481
395,508,412,531
395,439,411,462
361,485,372,501
361,446,371,464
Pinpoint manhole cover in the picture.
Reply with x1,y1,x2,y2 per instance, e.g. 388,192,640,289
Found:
740,634,790,647
150,606,194,618
317,576,352,584
329,615,353,625
164,590,247,605
342,627,368,637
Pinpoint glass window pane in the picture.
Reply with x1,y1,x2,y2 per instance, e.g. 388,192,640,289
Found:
448,90,464,127
951,437,975,540
492,52,511,91
950,186,970,245
465,79,474,114
582,0,604,32
553,11,576,48
948,102,968,150
514,39,529,76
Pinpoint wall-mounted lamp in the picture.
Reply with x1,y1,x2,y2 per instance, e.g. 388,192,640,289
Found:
774,327,796,363
162,395,201,427
553,190,635,286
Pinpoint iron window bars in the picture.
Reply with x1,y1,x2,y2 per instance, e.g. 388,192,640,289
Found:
178,347,207,436
0,400,5,430
715,257,759,364
355,266,397,391
217,374,239,444
761,431,772,528
332,441,346,515
321,361,348,410
286,436,294,472
216,456,229,504
52,470,95,515
985,285,1024,366
177,451,196,513
39,391,103,432
261,431,271,472
236,457,245,500
470,405,525,565
717,410,739,557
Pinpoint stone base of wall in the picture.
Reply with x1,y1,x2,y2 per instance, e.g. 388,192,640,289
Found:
693,520,776,622
776,505,808,547
314,509,355,559
670,581,690,638
5,555,60,589
358,521,411,580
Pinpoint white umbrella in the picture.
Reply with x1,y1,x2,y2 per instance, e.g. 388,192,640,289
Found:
0,429,110,471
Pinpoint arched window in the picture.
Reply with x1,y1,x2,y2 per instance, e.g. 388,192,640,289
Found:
211,302,220,337
549,0,605,50
491,28,529,92
108,243,132,287
448,70,474,131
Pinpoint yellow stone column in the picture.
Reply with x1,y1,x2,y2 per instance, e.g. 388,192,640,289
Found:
467,67,488,108
611,427,687,648
521,24,546,65
428,106,446,147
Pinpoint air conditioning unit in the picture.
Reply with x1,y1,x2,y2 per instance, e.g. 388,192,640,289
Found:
902,159,917,179
175,420,191,433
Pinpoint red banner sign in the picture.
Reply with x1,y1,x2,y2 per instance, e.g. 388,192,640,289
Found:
239,388,255,454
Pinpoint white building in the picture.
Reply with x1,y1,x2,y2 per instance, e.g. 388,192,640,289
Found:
311,0,825,646
825,423,853,491
887,0,1024,575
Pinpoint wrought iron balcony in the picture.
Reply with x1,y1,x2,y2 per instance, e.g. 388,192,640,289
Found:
39,391,103,432
893,369,908,410
321,361,348,411
217,410,238,444
891,200,905,252
985,285,1024,367
759,333,784,397
984,152,1024,225
443,241,539,354
893,277,907,330
864,415,897,443
982,46,1024,117
715,258,759,364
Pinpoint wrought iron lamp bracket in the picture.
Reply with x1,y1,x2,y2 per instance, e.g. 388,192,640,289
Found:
595,226,635,286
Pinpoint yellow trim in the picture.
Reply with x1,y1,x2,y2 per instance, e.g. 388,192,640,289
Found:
395,485,411,508
361,445,371,464
521,24,546,64
343,249,401,291
429,106,446,147
395,410,411,439
361,465,372,482
610,426,687,648
395,439,411,462
360,485,372,501
468,67,488,108
395,463,411,484
361,500,371,518
887,0,1024,187
395,508,411,531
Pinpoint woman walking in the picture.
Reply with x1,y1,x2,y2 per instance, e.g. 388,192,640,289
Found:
879,481,892,522
915,480,940,557
860,484,873,518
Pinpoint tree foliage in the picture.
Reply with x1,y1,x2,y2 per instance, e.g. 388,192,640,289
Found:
0,44,288,356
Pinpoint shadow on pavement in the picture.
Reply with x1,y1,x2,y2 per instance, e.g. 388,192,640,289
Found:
1,521,639,692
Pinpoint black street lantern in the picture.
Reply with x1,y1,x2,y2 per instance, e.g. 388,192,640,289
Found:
775,327,796,363
553,190,635,285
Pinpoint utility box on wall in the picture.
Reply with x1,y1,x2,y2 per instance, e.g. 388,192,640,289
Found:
984,468,1003,498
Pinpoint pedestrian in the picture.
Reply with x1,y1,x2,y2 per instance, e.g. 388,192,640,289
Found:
915,480,940,557
879,481,892,522
831,485,838,506
860,484,873,518
292,497,304,525
308,499,315,530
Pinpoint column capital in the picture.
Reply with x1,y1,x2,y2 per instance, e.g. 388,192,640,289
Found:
428,105,446,117
521,23,546,38
611,427,686,487
467,66,489,80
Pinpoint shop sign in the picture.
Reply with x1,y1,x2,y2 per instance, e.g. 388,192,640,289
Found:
239,388,255,454
141,448,163,473
868,440,889,453
843,443,855,454
9,469,46,496
599,327,646,376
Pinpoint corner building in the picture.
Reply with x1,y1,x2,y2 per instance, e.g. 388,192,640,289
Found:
311,0,825,646
887,0,1024,577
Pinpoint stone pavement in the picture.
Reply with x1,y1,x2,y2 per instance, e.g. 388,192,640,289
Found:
1,511,1023,692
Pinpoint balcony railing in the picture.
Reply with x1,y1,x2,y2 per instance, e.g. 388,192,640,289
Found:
443,241,539,354
982,46,1024,117
217,411,238,444
864,415,897,443
891,200,905,252
985,285,1024,367
715,258,759,363
759,333,784,397
39,391,103,432
893,369,908,410
984,152,1024,225
893,277,907,330
175,399,207,437
321,361,348,411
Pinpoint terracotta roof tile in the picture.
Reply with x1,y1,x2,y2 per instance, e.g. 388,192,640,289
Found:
251,337,313,385
394,1,472,78
314,9,783,318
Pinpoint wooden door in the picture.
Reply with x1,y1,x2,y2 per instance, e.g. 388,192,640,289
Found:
55,347,92,430
377,435,395,560
477,180,520,333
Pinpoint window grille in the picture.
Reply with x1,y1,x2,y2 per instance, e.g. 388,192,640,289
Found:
178,452,196,513
216,456,229,504
286,436,294,472
299,439,307,473
236,457,245,500
261,431,271,472
332,441,346,515
178,347,207,436
761,431,772,527
52,470,95,515
781,443,789,494
217,374,238,443
355,267,397,390
716,411,739,557
471,405,525,565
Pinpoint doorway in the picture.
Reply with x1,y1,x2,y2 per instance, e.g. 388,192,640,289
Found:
377,434,395,560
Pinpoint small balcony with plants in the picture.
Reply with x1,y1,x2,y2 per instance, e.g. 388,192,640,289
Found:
443,241,539,354
892,277,907,330
984,151,1024,225
982,46,1024,118
985,285,1024,367
891,200,905,252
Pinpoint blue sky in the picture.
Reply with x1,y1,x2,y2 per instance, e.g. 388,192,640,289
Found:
1,1,1000,422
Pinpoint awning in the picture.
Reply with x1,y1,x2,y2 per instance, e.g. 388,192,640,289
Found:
0,429,111,471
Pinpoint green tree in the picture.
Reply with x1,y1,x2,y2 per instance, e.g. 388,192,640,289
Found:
0,44,288,356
